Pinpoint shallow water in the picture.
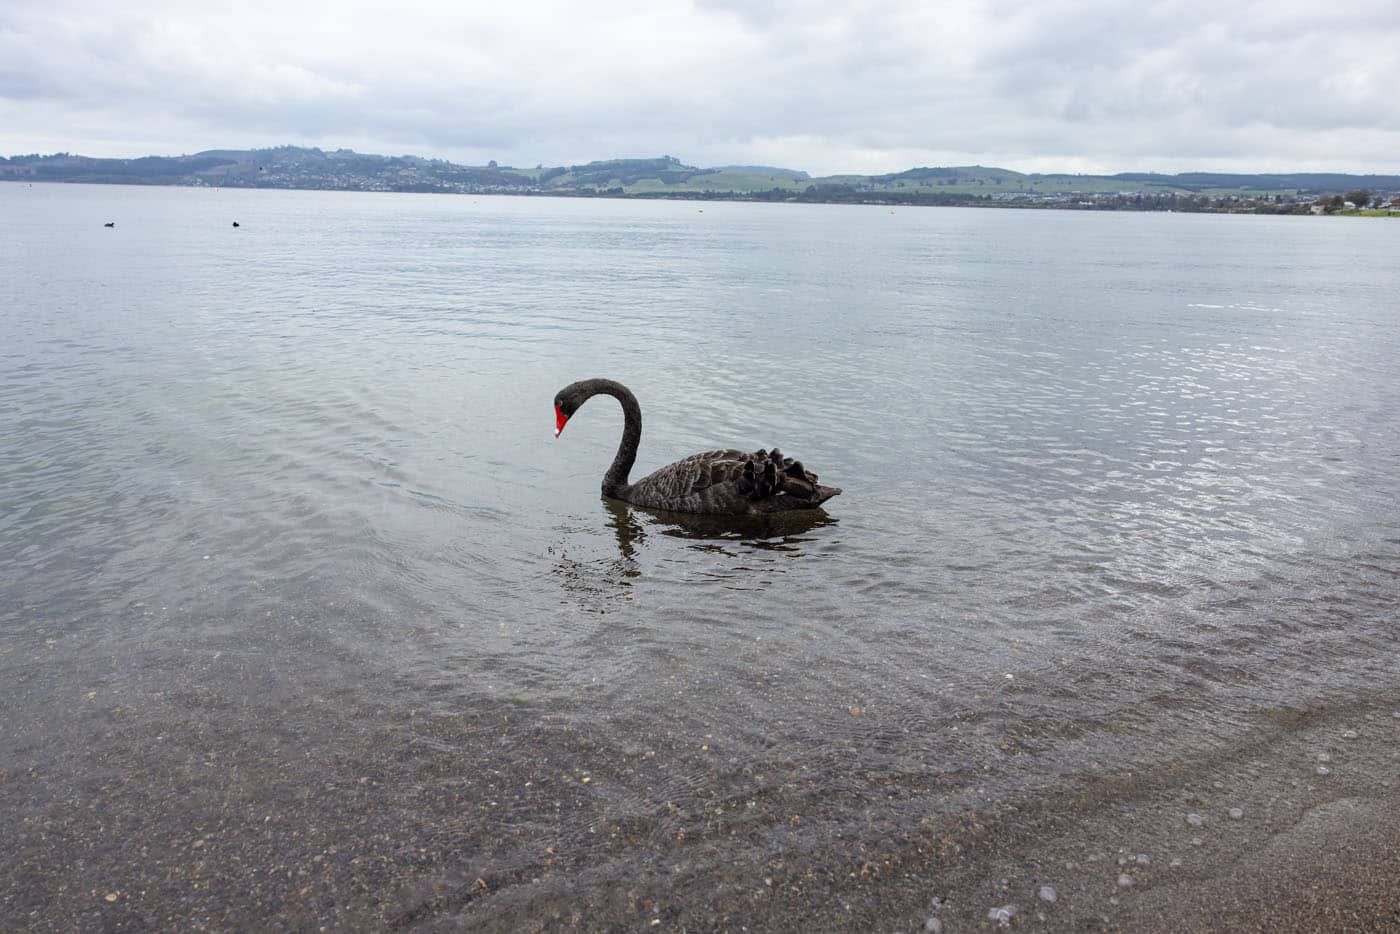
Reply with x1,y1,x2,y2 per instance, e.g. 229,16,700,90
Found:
3,184,1399,926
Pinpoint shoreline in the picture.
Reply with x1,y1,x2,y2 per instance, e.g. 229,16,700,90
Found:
5,178,1398,217
5,621,1398,931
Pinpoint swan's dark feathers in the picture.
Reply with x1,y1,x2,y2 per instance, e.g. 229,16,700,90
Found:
627,446,839,515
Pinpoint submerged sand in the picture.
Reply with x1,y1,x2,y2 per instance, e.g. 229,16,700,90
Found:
4,624,1398,931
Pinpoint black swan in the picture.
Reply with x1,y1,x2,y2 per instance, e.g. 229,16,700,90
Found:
553,378,841,515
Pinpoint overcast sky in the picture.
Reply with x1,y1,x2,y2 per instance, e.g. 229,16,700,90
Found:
3,0,1398,175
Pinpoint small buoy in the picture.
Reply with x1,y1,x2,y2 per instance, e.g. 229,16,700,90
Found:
232,221,240,227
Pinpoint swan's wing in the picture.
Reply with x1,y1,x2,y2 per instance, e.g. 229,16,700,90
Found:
631,450,751,501
630,448,839,511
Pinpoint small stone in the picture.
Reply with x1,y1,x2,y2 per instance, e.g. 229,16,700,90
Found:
1342,729,1358,739
104,893,119,902
849,707,862,717
1392,711,1400,719
987,905,1017,926
1228,807,1243,820
1186,813,1204,827
923,918,943,934
1038,884,1058,903
1317,752,1332,763
1169,858,1182,868
1117,873,1134,888
1135,853,1150,865
1212,781,1224,790
1190,836,1203,846
1110,896,1120,906
1316,765,1331,776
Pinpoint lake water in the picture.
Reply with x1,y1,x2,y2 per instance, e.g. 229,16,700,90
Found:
3,183,1399,928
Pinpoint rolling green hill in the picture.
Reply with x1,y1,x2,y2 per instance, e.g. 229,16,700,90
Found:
4,147,1397,212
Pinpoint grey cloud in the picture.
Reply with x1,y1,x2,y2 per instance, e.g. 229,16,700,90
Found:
3,0,1399,174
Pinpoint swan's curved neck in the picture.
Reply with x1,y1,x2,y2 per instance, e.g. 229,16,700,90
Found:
579,379,641,497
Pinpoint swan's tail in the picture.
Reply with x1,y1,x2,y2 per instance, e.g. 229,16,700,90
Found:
740,448,841,510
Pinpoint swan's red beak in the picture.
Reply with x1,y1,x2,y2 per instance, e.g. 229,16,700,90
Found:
554,404,569,438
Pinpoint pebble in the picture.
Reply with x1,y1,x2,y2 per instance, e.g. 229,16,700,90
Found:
1038,884,1058,904
923,918,942,933
1169,858,1182,868
1392,711,1399,719
1186,813,1205,827
1317,752,1332,763
1190,836,1203,846
1117,873,1135,888
1342,729,1358,739
1134,853,1150,865
987,904,1017,926
1109,896,1121,906
1228,807,1243,820
1212,781,1224,790
1317,765,1331,776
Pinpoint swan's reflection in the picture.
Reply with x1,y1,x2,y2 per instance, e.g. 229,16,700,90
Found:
551,500,838,610
607,497,837,555
603,497,647,561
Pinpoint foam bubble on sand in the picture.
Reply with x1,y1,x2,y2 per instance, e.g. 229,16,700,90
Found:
1187,813,1205,827
987,905,1017,926
1229,807,1244,820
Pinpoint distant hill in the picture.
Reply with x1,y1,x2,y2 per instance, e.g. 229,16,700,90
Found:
4,146,1398,211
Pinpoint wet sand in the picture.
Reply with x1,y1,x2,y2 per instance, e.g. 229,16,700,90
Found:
4,620,1399,932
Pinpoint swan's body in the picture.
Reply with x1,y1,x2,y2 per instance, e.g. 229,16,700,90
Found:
553,378,841,515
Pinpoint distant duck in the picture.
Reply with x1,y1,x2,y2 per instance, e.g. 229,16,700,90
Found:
232,221,240,227
103,222,115,228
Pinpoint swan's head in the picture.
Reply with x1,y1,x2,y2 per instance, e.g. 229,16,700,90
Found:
552,390,579,438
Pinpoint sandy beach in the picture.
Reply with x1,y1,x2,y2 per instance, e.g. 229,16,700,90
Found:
5,621,1398,931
